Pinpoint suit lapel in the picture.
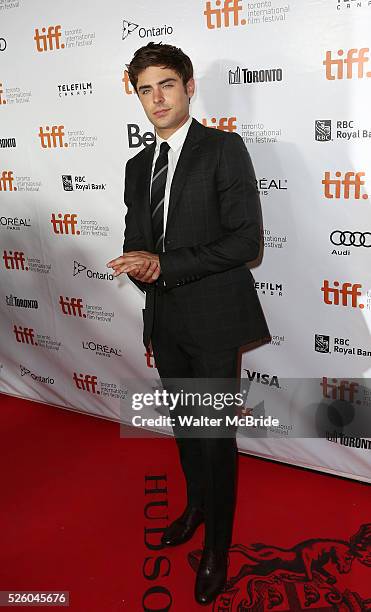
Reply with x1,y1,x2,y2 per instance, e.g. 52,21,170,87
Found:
136,142,156,250
166,118,205,227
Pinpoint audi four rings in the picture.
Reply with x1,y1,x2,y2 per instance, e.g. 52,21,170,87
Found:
330,230,371,247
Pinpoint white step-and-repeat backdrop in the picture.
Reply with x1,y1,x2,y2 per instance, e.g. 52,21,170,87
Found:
1,0,370,482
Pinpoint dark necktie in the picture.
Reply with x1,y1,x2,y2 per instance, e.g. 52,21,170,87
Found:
150,141,170,253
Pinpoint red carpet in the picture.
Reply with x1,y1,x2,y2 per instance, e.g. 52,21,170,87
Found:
0,393,370,611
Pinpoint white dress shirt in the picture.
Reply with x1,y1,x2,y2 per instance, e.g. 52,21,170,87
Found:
150,115,193,251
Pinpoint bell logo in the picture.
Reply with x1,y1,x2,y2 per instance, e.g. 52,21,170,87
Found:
73,372,99,394
0,82,6,105
59,296,86,318
323,48,370,80
201,117,237,132
321,280,363,308
122,69,134,95
322,171,368,200
13,325,37,345
34,25,64,52
2,250,28,271
51,213,80,235
204,0,246,29
38,125,67,148
0,170,16,191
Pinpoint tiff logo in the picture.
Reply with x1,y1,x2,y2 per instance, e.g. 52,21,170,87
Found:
73,372,99,394
321,280,363,308
201,117,237,132
38,125,67,148
323,48,371,80
322,171,368,199
13,325,37,345
320,377,359,403
59,296,86,318
204,0,246,29
2,250,28,270
145,348,156,368
0,82,6,105
34,25,65,52
51,213,80,235
122,69,134,95
0,170,16,191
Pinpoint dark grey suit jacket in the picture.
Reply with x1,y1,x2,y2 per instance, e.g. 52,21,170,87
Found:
123,117,270,350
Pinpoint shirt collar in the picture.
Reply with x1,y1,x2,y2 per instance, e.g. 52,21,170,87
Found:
155,115,193,153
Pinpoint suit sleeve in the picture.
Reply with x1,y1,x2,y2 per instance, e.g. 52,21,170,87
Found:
122,158,147,294
159,132,261,289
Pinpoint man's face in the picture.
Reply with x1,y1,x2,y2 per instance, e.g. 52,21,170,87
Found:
136,65,195,138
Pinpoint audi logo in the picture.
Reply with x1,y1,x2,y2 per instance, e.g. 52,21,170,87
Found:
0,38,6,52
330,230,371,247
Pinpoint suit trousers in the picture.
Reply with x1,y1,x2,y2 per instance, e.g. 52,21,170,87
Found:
150,286,239,550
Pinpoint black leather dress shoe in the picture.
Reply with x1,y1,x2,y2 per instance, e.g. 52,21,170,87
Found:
161,506,204,547
194,547,229,606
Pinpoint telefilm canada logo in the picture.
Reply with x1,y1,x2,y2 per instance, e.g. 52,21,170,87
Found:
122,19,174,40
315,119,371,142
228,65,283,84
336,0,371,10
57,81,93,97
315,334,371,357
255,281,283,297
73,260,113,282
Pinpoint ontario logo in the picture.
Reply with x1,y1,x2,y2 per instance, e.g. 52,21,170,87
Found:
201,117,237,132
73,260,113,281
323,47,371,80
20,364,55,385
122,19,173,40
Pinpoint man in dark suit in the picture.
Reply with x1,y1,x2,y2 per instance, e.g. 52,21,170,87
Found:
107,42,269,606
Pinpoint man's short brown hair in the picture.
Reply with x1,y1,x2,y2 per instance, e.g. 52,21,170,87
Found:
127,42,193,94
